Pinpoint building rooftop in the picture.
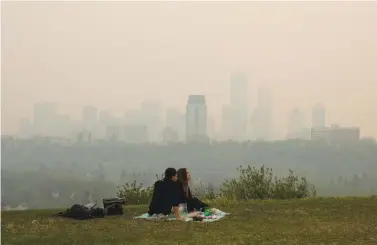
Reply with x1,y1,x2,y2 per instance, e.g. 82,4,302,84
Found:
187,95,206,104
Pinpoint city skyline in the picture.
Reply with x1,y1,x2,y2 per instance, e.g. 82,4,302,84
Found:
2,1,377,138
12,88,365,142
9,68,367,142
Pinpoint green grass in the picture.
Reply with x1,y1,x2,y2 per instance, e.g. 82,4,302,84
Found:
2,197,377,245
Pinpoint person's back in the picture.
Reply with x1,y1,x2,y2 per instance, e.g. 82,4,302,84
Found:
148,168,182,219
148,179,178,215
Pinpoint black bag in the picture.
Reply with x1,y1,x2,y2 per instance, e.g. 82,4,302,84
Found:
103,198,125,216
57,204,104,220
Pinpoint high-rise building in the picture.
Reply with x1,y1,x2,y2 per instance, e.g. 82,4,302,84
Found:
287,108,309,139
312,103,326,128
186,95,208,142
229,72,249,140
253,88,273,140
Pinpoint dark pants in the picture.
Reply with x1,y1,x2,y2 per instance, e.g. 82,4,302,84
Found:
187,198,209,212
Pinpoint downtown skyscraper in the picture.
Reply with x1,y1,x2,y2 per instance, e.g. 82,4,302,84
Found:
222,72,249,141
186,95,208,142
252,88,273,141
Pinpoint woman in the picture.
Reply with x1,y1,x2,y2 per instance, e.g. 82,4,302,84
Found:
177,168,209,213
148,168,184,220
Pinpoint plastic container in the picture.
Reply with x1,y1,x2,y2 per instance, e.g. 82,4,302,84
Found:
178,203,188,217
204,207,212,216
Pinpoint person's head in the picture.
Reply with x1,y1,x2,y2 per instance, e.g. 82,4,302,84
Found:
177,168,191,184
164,168,177,181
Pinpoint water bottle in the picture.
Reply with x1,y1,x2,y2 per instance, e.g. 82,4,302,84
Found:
179,203,188,217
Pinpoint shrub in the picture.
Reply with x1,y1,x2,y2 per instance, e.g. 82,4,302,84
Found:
191,182,218,201
116,166,316,204
220,165,316,200
116,180,153,205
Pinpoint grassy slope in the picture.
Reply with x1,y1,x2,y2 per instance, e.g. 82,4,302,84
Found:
2,197,377,245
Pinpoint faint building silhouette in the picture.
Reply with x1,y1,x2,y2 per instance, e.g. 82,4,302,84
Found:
311,124,360,144
207,115,216,139
312,103,326,129
286,107,309,139
123,125,148,144
82,106,98,136
98,110,115,138
162,126,179,143
165,107,185,141
253,88,273,141
141,100,163,142
220,105,235,140
229,72,249,140
32,102,58,136
124,109,143,125
186,95,208,142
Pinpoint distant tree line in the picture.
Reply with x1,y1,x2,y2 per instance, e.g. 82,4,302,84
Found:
1,137,377,208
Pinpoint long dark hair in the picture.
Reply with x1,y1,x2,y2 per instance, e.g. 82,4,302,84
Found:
177,168,189,197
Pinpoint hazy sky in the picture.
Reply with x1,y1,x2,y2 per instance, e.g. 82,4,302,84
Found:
2,1,377,138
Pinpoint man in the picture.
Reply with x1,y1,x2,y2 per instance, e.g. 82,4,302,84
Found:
148,168,184,220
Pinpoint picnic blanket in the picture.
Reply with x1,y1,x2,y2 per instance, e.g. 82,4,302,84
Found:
133,209,229,222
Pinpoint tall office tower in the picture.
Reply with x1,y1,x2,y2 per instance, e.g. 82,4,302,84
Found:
253,88,273,140
141,100,163,142
33,102,58,136
229,72,249,140
287,107,306,139
312,103,326,128
186,95,208,142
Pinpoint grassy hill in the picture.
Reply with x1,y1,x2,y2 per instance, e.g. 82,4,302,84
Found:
2,197,377,245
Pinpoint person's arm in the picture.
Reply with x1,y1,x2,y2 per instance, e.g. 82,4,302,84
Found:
171,182,184,220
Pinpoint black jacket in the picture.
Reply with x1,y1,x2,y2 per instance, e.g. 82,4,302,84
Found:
148,179,181,215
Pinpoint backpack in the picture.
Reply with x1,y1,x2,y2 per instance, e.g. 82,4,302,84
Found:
103,198,125,216
57,204,104,220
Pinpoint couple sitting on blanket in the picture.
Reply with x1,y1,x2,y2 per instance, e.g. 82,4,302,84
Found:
148,167,209,221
